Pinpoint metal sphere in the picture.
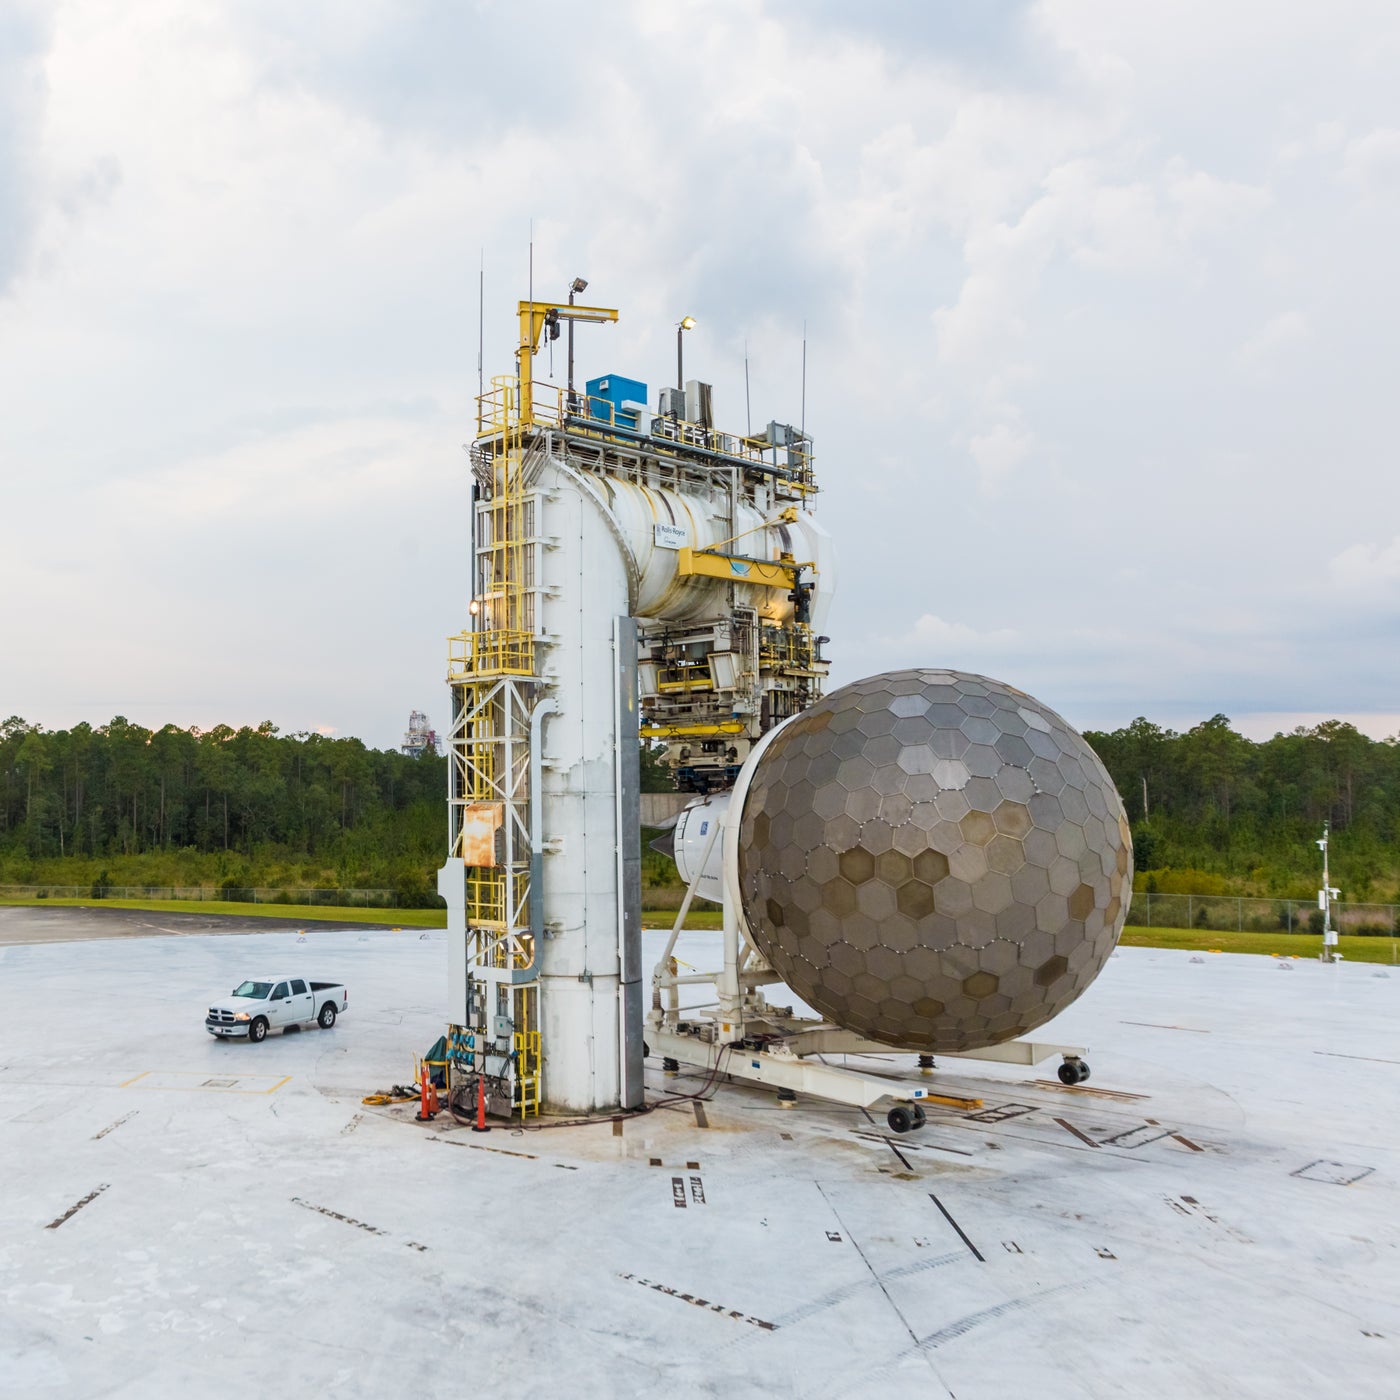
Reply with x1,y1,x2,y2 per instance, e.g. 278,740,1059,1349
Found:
737,669,1133,1051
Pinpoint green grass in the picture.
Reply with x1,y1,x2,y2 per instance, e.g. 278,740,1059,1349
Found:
642,908,723,930
646,912,1400,962
1120,924,1399,964
0,895,446,927
5,893,1395,962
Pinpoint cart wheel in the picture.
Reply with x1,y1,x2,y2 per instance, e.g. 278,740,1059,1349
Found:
1058,1058,1090,1084
886,1104,916,1134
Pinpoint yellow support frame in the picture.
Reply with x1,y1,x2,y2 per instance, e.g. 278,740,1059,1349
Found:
676,547,811,589
640,719,747,739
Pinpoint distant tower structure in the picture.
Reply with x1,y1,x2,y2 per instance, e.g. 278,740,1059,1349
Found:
402,710,439,757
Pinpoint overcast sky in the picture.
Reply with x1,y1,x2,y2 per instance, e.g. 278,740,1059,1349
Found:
3,0,1399,749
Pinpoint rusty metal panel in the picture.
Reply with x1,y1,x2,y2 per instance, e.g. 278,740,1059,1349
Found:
460,803,504,867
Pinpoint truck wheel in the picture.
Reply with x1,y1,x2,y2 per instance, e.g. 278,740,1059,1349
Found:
318,1003,337,1029
249,1017,268,1043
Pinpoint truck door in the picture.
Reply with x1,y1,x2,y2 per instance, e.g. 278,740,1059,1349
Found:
288,978,313,1022
268,981,292,1027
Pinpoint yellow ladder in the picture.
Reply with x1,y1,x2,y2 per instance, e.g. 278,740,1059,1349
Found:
513,1030,541,1118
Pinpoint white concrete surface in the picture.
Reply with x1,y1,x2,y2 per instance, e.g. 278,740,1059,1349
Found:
1,923,1396,1398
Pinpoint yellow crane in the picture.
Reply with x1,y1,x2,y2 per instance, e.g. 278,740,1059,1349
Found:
515,299,618,424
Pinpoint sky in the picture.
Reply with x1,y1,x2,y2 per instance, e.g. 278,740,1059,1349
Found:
2,0,1399,750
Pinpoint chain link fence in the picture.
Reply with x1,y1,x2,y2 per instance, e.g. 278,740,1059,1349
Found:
5,883,698,913
0,885,443,909
4,883,1398,934
1128,891,1398,935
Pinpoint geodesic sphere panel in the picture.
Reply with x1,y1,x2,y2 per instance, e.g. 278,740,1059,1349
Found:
737,669,1132,1051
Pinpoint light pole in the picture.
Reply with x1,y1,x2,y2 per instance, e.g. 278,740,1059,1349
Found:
676,316,695,394
567,277,588,407
1317,822,1340,961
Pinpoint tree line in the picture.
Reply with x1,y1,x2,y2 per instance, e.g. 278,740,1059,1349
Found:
0,716,446,897
1085,715,1400,897
5,712,1397,903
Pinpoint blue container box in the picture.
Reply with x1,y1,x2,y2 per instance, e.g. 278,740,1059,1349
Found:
585,374,647,429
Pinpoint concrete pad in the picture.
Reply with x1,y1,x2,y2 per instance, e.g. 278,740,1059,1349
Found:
0,926,1396,1398
0,905,405,946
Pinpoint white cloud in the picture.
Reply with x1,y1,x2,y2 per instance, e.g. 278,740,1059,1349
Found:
1233,310,1308,377
1330,535,1400,588
1165,164,1272,240
969,422,1035,490
112,414,449,524
1342,126,1400,192
857,615,1024,678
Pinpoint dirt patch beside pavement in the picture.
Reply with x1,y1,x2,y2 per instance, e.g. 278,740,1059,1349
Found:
0,905,399,946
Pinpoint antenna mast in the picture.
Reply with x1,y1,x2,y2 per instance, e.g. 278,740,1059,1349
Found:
744,337,752,437
800,320,807,445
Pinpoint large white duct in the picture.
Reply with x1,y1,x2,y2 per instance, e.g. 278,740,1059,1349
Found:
531,456,642,1114
595,477,835,629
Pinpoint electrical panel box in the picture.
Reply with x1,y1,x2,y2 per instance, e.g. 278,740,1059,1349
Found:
685,379,713,428
492,1014,512,1041
586,374,647,429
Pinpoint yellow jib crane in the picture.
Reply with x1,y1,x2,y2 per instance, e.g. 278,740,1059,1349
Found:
516,299,618,425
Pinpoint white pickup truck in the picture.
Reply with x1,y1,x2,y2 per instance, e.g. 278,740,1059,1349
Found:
205,976,349,1042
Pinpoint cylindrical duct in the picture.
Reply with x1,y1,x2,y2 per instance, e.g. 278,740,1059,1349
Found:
596,478,834,627
534,457,639,1114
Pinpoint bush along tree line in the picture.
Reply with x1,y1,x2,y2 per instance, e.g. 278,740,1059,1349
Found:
1085,715,1400,901
0,717,448,905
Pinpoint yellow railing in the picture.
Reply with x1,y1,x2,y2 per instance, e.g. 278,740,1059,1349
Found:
449,630,535,680
462,375,538,683
476,379,814,486
464,872,510,930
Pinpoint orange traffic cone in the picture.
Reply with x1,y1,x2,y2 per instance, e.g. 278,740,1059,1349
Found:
415,1064,437,1122
471,1074,490,1133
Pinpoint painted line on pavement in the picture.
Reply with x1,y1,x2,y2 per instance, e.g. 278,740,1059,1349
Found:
46,1184,109,1230
1053,1117,1100,1148
619,1273,776,1330
120,1070,291,1095
93,1111,137,1140
928,1192,985,1263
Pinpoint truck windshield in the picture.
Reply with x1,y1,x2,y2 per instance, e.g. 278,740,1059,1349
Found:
232,981,273,999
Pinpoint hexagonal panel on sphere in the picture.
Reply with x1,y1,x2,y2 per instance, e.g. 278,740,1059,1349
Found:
737,670,1133,1052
